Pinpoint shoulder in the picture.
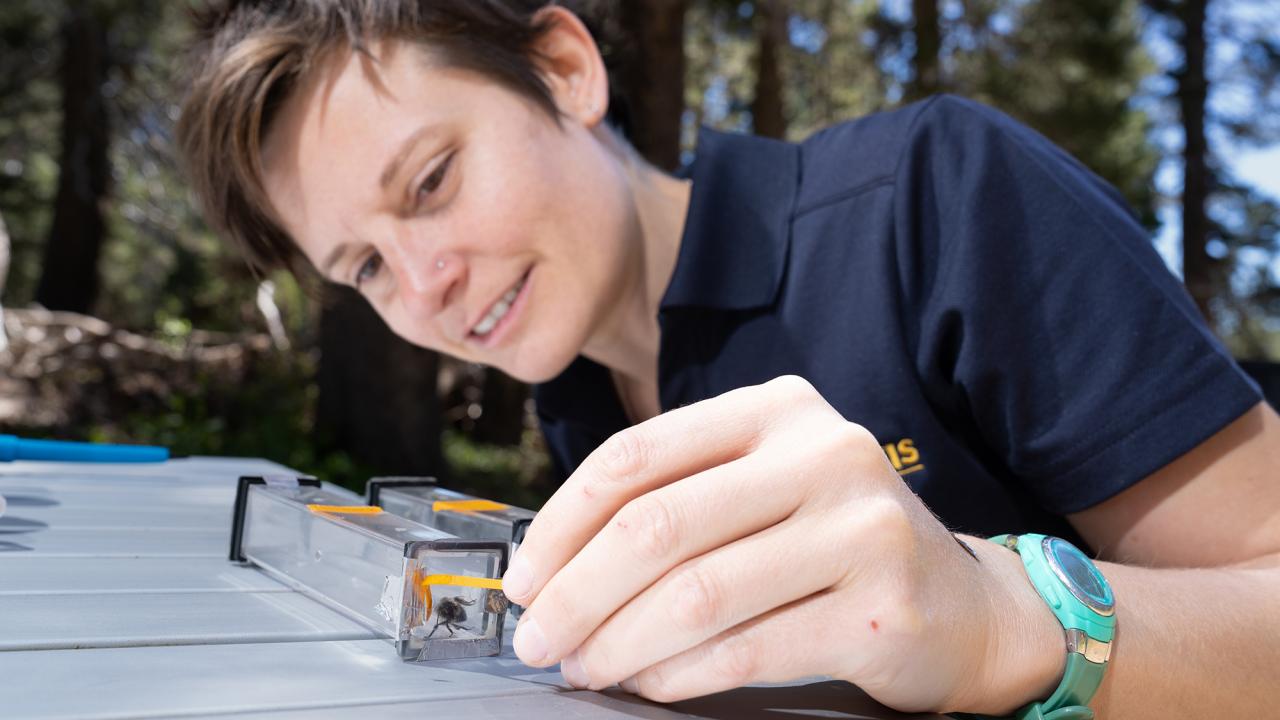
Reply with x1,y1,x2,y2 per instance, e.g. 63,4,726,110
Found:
891,94,1066,160
796,95,1078,212
900,95,1124,203
794,97,937,210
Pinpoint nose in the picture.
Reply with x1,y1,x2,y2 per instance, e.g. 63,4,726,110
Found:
384,235,464,321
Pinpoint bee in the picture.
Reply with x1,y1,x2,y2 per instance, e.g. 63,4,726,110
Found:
427,595,475,638
484,589,511,615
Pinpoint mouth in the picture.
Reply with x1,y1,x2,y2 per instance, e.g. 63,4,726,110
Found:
468,269,531,345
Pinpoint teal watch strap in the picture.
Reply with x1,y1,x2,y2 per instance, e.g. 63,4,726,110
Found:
956,534,1114,720
1040,655,1106,718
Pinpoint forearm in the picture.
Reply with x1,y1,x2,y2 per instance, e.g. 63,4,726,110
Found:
1087,553,1280,719
957,538,1280,718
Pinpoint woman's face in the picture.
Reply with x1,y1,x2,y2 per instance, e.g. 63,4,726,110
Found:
262,39,634,383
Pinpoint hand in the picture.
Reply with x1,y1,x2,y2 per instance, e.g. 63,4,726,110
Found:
503,376,1064,714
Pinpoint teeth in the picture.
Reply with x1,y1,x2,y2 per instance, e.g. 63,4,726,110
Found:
473,313,498,336
473,276,526,337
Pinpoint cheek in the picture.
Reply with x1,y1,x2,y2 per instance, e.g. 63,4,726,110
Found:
458,125,564,253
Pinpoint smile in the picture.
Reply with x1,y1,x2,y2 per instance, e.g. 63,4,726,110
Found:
471,272,529,338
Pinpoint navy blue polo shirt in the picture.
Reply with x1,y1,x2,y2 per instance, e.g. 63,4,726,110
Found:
535,95,1261,544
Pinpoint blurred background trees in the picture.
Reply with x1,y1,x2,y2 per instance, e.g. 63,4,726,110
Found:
1,0,1277,503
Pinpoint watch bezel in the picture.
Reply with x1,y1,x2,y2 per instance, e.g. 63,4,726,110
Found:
1042,536,1115,617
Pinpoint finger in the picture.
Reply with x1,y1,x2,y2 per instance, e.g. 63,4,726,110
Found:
506,377,816,606
623,497,939,706
512,446,804,666
621,588,846,704
562,508,849,689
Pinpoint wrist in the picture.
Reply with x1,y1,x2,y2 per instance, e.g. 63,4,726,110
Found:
962,535,1066,716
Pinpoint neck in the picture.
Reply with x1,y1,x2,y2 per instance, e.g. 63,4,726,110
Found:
581,131,691,395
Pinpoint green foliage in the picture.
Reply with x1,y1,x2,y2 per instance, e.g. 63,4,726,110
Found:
0,0,278,332
684,1,884,141
0,1,60,304
83,347,379,493
442,428,554,510
779,0,887,137
95,0,275,332
960,0,1161,228
3,0,1278,495
1141,0,1280,353
866,0,1163,228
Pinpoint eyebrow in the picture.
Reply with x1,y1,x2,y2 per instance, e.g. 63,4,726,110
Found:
319,241,354,281
379,124,441,190
318,126,441,281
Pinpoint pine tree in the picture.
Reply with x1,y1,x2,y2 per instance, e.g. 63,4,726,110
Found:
949,0,1161,228
1145,0,1280,352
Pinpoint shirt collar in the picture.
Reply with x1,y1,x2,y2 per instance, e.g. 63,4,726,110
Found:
659,127,801,311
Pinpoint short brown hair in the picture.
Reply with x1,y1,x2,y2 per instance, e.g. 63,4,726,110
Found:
177,0,620,277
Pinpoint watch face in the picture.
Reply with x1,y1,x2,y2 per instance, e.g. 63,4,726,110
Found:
1044,536,1115,616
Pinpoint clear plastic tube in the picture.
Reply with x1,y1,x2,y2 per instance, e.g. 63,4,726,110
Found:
372,483,535,552
239,482,508,660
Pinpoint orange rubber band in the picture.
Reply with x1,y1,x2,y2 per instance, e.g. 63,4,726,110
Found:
420,574,504,590
307,504,383,514
431,499,509,513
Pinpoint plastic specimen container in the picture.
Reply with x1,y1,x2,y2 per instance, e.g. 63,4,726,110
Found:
231,476,508,661
366,478,535,551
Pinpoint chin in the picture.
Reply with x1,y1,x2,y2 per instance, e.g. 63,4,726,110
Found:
501,342,582,385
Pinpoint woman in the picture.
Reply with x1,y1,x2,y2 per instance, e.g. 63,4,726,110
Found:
178,2,1280,718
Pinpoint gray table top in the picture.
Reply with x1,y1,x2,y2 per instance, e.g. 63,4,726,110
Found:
0,457,937,719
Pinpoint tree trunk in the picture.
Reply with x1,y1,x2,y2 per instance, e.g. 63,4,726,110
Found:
316,285,443,478
1177,0,1214,325
817,0,837,126
35,5,110,314
751,0,788,139
619,0,688,170
909,0,941,101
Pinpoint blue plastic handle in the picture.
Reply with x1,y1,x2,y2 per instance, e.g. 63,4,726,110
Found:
0,435,169,463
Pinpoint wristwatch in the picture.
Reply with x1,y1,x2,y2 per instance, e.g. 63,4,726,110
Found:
977,533,1116,720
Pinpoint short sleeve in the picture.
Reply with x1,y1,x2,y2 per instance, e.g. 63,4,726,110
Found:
895,96,1261,514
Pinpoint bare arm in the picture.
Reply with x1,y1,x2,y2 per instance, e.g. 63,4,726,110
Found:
1067,401,1280,718
503,378,1280,717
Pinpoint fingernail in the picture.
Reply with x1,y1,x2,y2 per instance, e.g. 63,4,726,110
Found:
503,553,533,601
560,650,589,689
513,615,548,664
619,676,639,694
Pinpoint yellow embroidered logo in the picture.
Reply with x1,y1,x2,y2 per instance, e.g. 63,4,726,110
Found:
882,438,924,477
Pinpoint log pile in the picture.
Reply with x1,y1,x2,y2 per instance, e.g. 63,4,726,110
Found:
0,306,275,432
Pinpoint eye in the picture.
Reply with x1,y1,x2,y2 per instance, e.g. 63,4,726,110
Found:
354,252,382,288
415,153,454,208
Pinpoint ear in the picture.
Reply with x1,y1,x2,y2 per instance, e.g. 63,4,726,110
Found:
530,6,609,127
